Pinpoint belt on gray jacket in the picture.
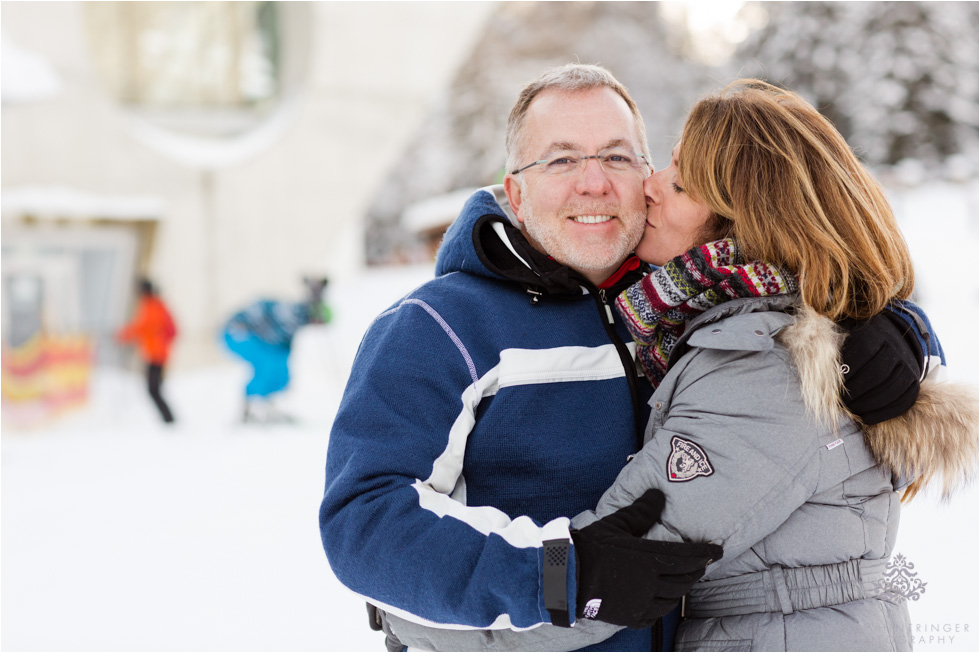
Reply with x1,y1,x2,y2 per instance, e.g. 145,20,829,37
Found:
684,558,888,618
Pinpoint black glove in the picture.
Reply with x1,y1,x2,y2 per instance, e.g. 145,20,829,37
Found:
838,309,923,425
569,489,723,628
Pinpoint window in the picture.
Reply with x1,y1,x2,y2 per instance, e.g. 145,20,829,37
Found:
85,1,296,138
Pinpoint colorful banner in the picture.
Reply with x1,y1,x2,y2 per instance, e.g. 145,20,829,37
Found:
1,334,93,428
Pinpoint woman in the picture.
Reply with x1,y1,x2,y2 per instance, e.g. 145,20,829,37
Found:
575,79,978,651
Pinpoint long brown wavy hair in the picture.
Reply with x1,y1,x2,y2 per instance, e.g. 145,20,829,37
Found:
678,79,914,320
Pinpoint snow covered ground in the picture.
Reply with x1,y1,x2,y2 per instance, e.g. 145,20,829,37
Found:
1,265,437,653
2,182,978,652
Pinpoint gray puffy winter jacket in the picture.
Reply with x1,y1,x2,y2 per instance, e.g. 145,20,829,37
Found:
380,295,977,651
572,295,977,651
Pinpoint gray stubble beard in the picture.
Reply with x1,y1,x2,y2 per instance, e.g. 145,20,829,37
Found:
522,200,645,277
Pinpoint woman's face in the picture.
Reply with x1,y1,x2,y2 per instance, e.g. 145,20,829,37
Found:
635,147,715,266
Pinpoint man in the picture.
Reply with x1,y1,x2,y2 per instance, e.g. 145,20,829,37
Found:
116,278,177,424
319,64,720,652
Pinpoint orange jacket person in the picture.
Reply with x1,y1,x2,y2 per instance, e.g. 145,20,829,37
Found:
116,279,177,423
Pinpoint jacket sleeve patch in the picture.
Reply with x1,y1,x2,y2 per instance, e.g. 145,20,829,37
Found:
667,436,714,482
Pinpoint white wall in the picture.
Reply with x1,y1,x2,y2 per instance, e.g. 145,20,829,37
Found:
1,0,497,368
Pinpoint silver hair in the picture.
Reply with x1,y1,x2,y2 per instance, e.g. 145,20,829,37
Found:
504,64,651,175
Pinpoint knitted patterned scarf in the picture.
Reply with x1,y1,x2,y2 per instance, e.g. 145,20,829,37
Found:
615,238,799,387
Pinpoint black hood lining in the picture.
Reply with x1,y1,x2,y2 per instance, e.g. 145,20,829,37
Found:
472,215,587,298
471,215,649,299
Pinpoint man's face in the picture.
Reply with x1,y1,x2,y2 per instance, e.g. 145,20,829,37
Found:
503,87,649,285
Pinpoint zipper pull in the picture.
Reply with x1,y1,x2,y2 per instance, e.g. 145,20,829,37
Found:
597,288,615,324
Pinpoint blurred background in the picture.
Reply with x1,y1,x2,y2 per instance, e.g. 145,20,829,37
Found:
2,2,977,652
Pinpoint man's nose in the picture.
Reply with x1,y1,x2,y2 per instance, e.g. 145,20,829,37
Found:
574,158,612,195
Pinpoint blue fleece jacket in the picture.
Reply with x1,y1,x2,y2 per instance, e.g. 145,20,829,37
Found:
319,187,653,650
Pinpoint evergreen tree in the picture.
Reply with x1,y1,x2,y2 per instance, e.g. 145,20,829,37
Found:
733,1,978,173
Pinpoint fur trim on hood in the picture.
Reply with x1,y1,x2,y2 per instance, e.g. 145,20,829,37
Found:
779,305,978,502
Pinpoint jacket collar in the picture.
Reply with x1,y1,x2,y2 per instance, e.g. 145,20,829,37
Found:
666,295,978,500
667,295,800,369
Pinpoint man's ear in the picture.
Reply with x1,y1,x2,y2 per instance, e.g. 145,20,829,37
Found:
503,175,526,224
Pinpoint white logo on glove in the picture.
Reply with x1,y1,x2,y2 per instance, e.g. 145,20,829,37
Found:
583,598,602,619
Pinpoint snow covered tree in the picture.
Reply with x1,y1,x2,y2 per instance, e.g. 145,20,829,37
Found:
365,1,978,264
732,1,978,174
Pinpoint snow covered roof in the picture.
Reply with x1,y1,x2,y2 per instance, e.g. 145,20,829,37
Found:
1,186,166,221
1,33,62,103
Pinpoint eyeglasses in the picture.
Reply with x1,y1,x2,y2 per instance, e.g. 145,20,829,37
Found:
510,147,651,176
